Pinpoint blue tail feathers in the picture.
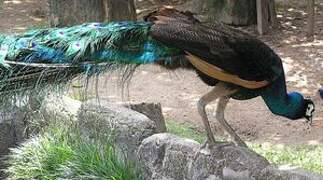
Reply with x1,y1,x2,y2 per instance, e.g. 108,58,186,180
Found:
0,21,182,68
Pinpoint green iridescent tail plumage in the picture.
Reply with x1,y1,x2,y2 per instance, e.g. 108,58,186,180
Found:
0,8,194,105
0,21,182,67
0,21,183,96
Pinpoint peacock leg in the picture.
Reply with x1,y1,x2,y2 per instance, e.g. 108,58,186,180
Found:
216,96,247,147
197,83,236,148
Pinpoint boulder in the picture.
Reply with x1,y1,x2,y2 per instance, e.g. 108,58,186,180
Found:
138,133,200,180
137,133,323,180
0,107,26,178
138,133,270,180
40,97,159,162
40,94,82,121
0,109,25,155
78,100,157,162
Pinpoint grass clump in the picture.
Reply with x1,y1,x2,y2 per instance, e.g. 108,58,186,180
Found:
166,119,206,143
251,144,323,174
4,119,143,180
166,119,323,174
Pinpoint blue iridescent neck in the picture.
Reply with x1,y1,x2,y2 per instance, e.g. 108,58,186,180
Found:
261,75,306,120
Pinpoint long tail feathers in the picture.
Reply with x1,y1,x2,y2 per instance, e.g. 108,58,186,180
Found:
0,21,182,95
1,22,180,65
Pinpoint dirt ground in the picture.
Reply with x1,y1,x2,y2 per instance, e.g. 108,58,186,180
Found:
1,0,323,145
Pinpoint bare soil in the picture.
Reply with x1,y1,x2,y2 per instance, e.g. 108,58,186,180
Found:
1,0,323,145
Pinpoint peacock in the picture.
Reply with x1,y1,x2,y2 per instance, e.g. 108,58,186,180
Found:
0,7,315,147
319,88,323,99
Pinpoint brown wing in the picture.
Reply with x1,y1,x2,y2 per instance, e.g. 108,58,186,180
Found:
144,6,200,24
145,7,283,87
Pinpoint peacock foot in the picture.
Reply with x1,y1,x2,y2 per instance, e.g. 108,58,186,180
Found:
193,138,234,161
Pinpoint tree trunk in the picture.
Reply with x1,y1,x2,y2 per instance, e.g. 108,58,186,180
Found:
127,103,167,133
257,0,280,35
257,0,269,35
307,0,315,41
47,0,136,27
269,0,278,28
103,0,136,21
190,0,257,26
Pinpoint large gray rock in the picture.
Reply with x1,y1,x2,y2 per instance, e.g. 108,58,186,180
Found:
191,143,270,180
0,109,25,156
40,96,158,162
138,133,270,180
0,108,26,178
138,133,201,180
78,100,157,162
40,94,82,121
137,134,323,180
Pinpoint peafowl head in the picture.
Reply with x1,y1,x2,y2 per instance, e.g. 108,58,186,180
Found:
263,90,315,123
303,98,315,125
287,92,315,124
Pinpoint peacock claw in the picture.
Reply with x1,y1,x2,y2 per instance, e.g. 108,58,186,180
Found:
193,139,234,161
192,138,213,161
206,137,247,149
201,138,234,150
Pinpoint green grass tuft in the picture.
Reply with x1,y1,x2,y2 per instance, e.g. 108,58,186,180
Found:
166,119,206,143
5,119,143,180
166,119,323,174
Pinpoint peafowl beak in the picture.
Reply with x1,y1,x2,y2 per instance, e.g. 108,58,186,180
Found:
306,116,313,126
